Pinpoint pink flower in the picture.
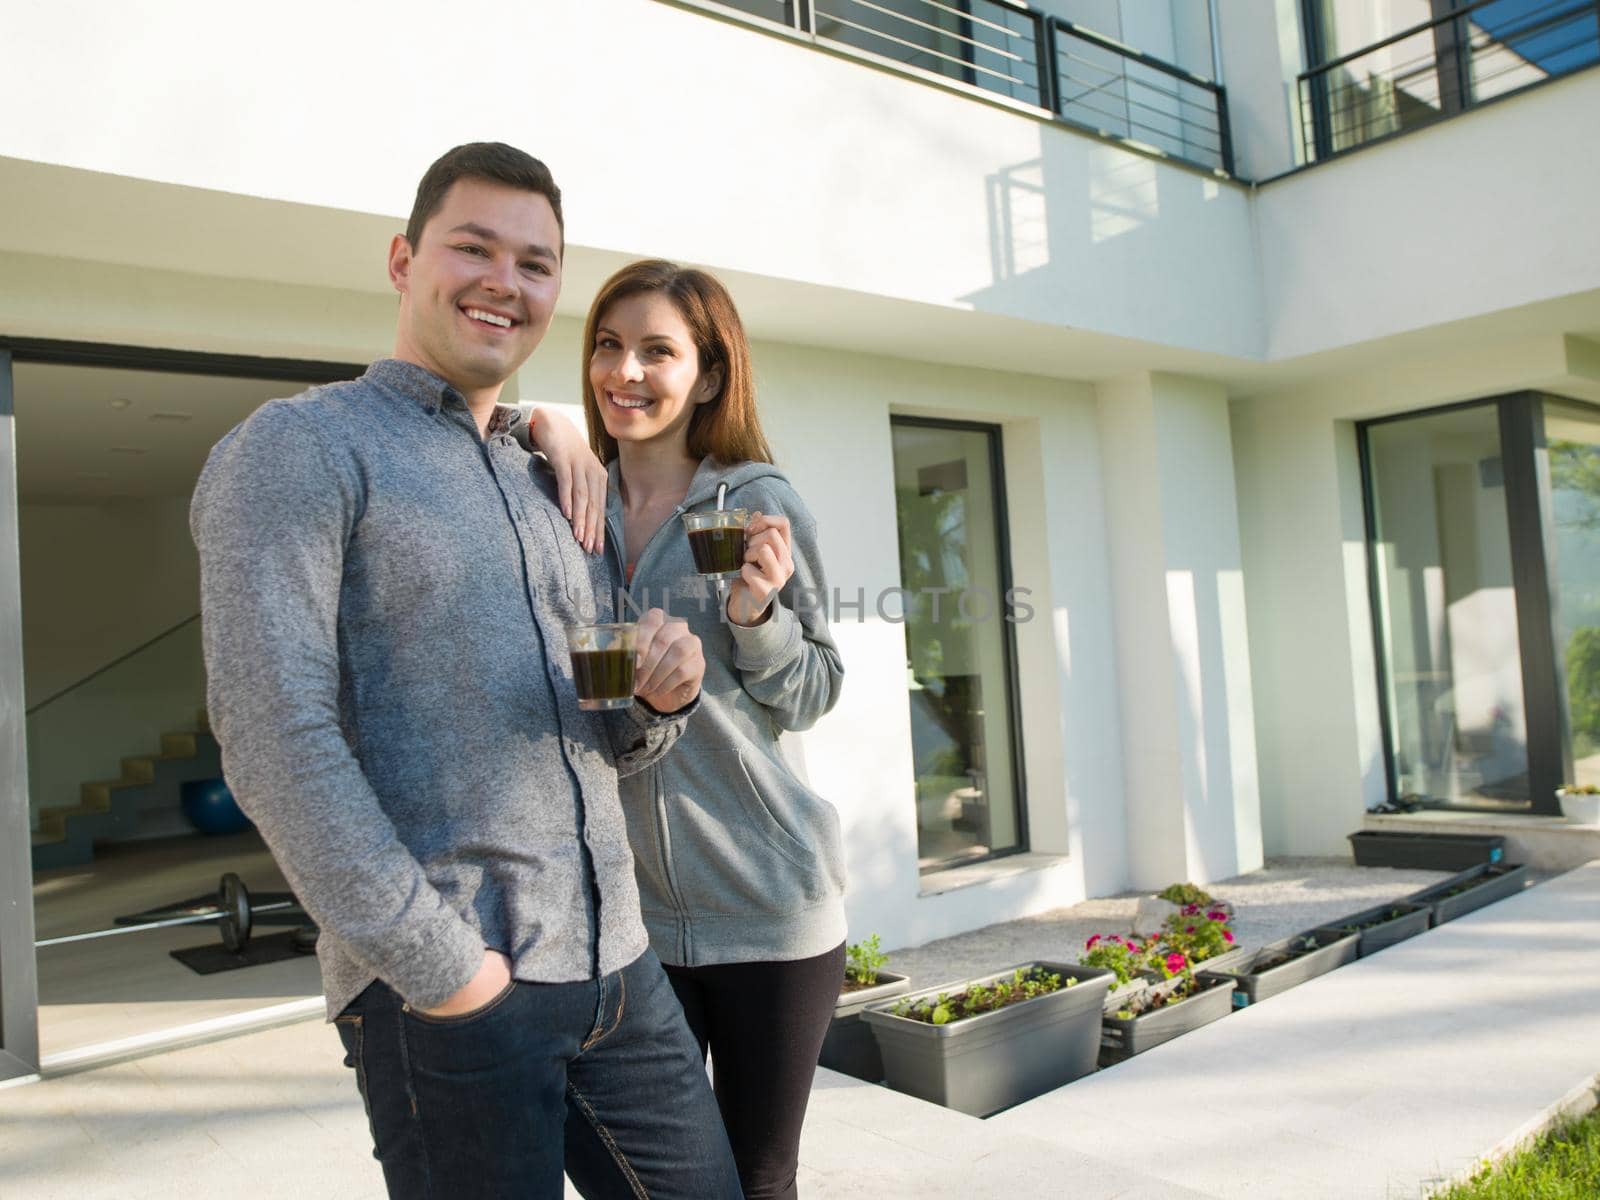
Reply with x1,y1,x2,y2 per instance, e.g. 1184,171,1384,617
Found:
1086,934,1101,949
1223,931,1235,943
1166,953,1187,974
1181,904,1200,916
1186,925,1196,934
1207,911,1227,922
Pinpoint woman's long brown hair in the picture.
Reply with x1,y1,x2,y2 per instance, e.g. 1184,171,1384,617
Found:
581,260,774,467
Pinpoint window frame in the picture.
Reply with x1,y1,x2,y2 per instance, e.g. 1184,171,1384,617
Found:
889,414,1031,872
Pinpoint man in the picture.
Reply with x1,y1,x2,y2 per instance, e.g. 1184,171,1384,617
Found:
191,143,742,1199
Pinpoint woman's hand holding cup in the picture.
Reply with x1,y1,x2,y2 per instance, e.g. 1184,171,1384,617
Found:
726,511,793,628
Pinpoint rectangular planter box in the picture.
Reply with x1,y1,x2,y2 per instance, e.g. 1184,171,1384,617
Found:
1188,942,1253,975
1407,863,1531,926
1205,929,1359,1008
1098,972,1234,1066
1316,901,1432,958
1087,941,1251,1016
1348,830,1506,870
817,971,911,1082
861,961,1115,1117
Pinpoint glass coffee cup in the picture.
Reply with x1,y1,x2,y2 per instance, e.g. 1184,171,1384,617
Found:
681,509,750,581
567,623,638,711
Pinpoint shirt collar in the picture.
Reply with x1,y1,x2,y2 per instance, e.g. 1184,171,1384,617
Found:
363,358,466,417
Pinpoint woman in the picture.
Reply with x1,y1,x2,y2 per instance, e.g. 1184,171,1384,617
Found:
563,260,847,1200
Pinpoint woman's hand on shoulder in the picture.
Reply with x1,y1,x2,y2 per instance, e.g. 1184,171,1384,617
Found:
528,406,607,555
726,510,793,627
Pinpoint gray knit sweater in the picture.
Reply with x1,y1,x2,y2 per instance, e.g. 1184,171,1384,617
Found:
191,359,691,1018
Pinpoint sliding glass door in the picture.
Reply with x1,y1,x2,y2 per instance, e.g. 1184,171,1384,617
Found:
1361,393,1598,816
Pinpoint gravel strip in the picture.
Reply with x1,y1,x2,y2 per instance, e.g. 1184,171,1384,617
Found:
882,857,1466,991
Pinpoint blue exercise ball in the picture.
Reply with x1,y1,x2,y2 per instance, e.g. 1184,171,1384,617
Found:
181,778,253,836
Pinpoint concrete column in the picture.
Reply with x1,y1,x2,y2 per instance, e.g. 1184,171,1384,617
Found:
1097,372,1265,888
1231,401,1389,856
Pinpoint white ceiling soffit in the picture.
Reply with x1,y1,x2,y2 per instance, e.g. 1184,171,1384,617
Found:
11,363,298,503
2,155,1598,397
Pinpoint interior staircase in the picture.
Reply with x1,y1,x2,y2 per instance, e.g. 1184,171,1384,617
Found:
30,710,222,873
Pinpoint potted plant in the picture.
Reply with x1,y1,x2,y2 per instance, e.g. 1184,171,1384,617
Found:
1098,961,1234,1067
1157,902,1251,974
861,961,1114,1116
1407,862,1532,926
817,934,911,1082
1132,881,1235,935
1205,929,1360,1008
1556,784,1600,824
1316,901,1431,957
1081,933,1158,1013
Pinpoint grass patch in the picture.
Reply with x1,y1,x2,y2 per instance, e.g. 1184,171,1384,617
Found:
1433,1107,1600,1199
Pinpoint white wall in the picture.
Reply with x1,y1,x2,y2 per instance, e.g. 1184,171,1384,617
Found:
0,0,1262,360
19,498,206,829
1255,68,1600,359
1097,372,1263,886
19,498,198,706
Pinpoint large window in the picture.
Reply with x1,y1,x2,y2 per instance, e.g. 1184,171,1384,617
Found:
1300,0,1600,160
1360,394,1599,816
890,418,1025,870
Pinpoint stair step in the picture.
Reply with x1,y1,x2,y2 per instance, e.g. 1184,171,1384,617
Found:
37,713,217,872
40,801,110,821
79,782,118,809
120,756,157,784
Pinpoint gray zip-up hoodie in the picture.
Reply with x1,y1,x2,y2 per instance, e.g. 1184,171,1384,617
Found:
609,457,848,966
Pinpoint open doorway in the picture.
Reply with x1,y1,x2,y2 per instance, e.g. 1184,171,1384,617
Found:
3,341,360,1069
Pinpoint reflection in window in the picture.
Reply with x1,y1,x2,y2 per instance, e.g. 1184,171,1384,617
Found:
1543,401,1600,786
890,420,1024,870
1365,405,1531,810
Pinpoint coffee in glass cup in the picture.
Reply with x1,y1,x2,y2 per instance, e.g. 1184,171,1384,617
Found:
567,623,638,711
681,508,749,581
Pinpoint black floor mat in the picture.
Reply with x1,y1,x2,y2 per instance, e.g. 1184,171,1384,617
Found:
169,930,311,975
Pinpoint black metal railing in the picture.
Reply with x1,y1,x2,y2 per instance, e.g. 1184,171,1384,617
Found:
1050,18,1231,174
685,0,1234,175
1299,0,1600,162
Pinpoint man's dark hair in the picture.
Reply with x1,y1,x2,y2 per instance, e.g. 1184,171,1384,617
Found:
404,142,564,252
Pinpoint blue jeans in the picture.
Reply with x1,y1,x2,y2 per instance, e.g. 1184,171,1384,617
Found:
334,949,743,1199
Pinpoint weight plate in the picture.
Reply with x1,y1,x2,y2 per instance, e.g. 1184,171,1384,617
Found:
218,873,253,952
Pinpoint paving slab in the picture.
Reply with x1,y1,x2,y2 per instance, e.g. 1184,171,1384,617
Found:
3,858,1591,1199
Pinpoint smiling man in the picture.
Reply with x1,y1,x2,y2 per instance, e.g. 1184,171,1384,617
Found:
190,144,741,1199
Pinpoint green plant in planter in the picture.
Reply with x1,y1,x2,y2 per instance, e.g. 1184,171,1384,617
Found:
890,968,1076,1025
1081,934,1152,987
1562,783,1600,794
1159,904,1236,967
844,934,889,990
1112,974,1211,1020
1337,907,1410,933
1253,935,1321,972
1157,882,1215,908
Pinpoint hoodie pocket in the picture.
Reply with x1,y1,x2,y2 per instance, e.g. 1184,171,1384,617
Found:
660,748,845,917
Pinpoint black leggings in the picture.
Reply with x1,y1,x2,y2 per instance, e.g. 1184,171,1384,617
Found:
663,942,846,1200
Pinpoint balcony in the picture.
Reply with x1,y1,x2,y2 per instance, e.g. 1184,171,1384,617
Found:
1299,0,1600,163
674,0,1235,175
